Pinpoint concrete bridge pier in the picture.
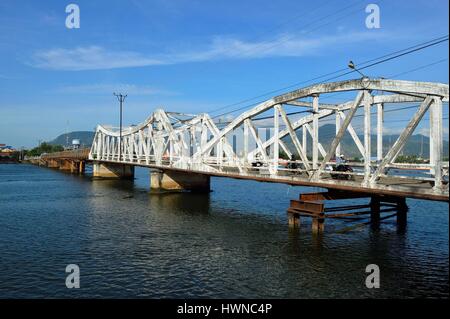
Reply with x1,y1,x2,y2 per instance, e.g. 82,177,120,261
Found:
370,196,381,229
395,197,408,231
150,169,210,193
93,162,134,179
78,161,85,174
47,159,59,168
59,159,78,173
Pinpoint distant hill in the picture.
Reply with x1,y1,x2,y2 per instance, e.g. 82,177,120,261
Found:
49,131,95,148
49,127,449,159
283,124,449,159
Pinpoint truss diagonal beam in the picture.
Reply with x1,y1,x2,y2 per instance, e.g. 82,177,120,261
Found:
370,96,434,184
313,91,365,180
277,105,311,173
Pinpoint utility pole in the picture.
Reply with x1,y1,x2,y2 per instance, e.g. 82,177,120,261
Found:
420,134,424,158
114,93,127,161
66,120,70,149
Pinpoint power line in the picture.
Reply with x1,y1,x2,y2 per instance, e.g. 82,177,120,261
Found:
319,57,449,102
214,35,448,114
387,58,448,79
347,38,449,78
215,75,449,129
207,1,376,115
224,0,367,61
282,36,450,88
209,35,449,119
215,104,424,128
383,117,448,124
222,0,335,59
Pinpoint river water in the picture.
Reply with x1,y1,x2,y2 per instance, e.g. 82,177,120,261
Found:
0,164,448,298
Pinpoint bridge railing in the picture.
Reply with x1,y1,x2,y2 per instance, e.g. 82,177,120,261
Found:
41,148,90,160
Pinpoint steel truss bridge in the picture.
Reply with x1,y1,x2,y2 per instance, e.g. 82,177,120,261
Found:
89,78,449,202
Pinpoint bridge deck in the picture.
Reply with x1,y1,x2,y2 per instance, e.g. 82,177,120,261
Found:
92,159,448,202
31,149,448,201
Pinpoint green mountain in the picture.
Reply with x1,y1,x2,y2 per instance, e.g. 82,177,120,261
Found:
284,124,449,159
49,127,449,159
49,131,95,148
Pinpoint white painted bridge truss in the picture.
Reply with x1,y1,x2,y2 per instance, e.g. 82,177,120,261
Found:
89,78,449,198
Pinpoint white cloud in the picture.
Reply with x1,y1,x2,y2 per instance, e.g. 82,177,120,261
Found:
30,31,386,71
32,46,167,71
417,127,431,137
55,83,176,96
382,126,450,139
382,127,403,135
418,126,450,138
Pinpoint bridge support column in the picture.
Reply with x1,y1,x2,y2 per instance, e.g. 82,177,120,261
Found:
396,197,408,231
47,159,59,168
287,198,325,232
79,161,85,174
150,169,210,193
311,212,325,233
57,160,85,174
59,159,77,172
288,191,412,233
287,212,300,228
93,162,134,179
370,196,381,219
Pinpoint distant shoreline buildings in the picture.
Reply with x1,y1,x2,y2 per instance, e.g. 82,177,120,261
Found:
0,144,19,163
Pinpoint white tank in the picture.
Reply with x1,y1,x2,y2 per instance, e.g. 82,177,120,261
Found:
72,139,80,149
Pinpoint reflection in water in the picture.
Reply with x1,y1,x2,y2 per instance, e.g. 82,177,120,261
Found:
0,164,448,298
148,192,212,216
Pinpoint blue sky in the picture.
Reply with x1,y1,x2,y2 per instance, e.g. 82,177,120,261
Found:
0,0,448,148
